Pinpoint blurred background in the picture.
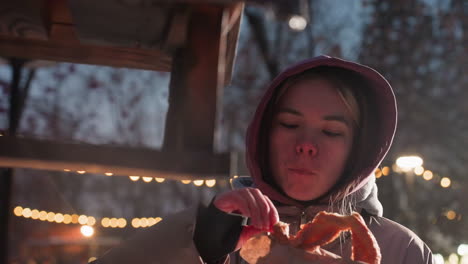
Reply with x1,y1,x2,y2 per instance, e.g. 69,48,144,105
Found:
0,0,467,263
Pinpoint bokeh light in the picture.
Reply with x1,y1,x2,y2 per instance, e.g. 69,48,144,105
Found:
288,15,307,31
80,225,94,237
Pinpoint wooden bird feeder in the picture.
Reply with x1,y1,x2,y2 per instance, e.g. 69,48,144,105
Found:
0,0,245,180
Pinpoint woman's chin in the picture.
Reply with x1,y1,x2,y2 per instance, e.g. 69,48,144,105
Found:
284,187,320,201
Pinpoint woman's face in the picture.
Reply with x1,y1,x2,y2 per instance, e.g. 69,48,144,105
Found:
269,78,355,201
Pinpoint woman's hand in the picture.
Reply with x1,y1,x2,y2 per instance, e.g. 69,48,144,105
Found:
213,188,279,250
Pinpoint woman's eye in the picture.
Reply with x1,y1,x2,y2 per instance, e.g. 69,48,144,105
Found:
279,122,298,129
323,130,342,137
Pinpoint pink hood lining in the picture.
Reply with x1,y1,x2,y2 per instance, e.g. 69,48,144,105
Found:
245,55,397,208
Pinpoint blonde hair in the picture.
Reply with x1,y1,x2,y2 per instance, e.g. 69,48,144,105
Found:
275,71,361,129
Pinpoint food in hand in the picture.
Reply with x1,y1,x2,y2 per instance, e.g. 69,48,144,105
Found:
240,211,381,264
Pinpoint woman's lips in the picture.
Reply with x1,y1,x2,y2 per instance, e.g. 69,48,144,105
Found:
287,168,315,175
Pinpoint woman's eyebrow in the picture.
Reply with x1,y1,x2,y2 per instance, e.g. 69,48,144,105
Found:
323,115,350,127
278,107,303,116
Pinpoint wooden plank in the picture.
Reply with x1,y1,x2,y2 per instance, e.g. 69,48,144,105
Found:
0,1,48,40
0,35,172,71
68,0,172,49
0,136,230,179
163,5,226,152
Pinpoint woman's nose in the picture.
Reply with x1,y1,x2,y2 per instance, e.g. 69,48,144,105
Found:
295,142,318,156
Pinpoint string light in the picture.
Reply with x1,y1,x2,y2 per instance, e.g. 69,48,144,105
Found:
193,180,204,186
381,166,390,176
14,206,23,216
22,208,32,218
414,166,424,175
446,210,457,220
12,205,162,229
78,215,88,225
155,178,165,183
131,218,140,228
117,218,127,228
39,211,47,221
77,170,86,174
105,172,113,176
110,218,118,228
423,170,433,181
71,214,79,224
63,214,72,224
375,168,382,178
63,169,71,172
47,212,55,222
31,209,39,219
129,176,140,181
54,213,64,223
80,225,94,237
205,179,216,187
181,180,191,184
142,177,153,183
440,177,451,188
101,217,110,227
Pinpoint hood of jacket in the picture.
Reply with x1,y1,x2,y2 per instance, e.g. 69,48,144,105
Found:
244,55,397,211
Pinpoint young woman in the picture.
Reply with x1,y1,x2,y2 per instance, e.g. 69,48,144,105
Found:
94,56,433,264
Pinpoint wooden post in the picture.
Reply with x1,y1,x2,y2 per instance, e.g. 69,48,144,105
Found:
163,5,227,152
0,59,29,264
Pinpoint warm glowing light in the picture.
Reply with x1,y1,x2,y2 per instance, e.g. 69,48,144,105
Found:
78,215,88,225
88,257,97,263
13,206,23,217
87,216,96,226
39,211,48,221
110,218,118,228
101,217,110,227
381,166,390,176
148,218,156,226
458,244,468,256
375,168,382,178
22,208,32,218
288,15,307,31
117,218,127,228
132,218,140,228
447,210,457,220
71,214,79,224
63,214,72,224
54,213,64,223
129,176,140,181
63,169,71,172
461,255,468,264
449,253,459,264
80,225,94,237
396,156,423,171
414,166,424,175
155,177,165,183
140,218,148,227
193,180,204,186
31,209,40,219
233,175,239,178
440,177,451,188
142,177,153,183
433,254,444,264
47,212,55,222
77,170,86,174
155,217,162,224
181,180,191,184
205,179,216,187
105,172,113,176
423,170,433,181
